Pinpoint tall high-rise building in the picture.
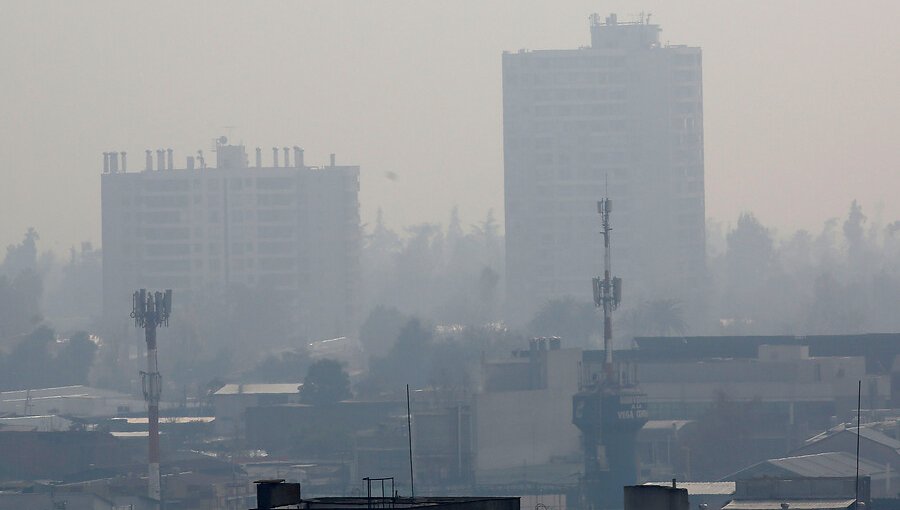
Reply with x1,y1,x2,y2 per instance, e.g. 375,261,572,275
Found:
100,139,360,341
503,14,705,324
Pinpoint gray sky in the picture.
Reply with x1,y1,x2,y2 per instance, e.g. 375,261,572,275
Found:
1,1,898,254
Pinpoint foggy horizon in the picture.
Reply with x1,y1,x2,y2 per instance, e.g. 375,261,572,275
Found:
2,1,899,253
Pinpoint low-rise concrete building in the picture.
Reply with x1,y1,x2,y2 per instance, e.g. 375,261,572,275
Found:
211,383,303,436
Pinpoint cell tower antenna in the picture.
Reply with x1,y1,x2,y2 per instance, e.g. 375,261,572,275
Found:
592,195,621,382
131,288,173,503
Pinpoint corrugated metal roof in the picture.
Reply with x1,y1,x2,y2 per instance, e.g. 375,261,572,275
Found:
642,420,694,431
723,499,855,510
768,452,883,477
213,383,302,395
848,426,900,450
805,425,900,451
644,482,735,495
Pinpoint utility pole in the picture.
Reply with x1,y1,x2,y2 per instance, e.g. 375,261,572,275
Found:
592,198,622,383
131,289,172,503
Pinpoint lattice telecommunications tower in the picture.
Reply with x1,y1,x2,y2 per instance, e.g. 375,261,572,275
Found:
131,289,172,502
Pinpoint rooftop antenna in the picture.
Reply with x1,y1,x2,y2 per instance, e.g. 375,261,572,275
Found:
131,288,172,502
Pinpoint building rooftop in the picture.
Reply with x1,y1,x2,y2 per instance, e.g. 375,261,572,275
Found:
726,452,884,480
0,385,130,402
644,482,735,495
804,425,900,451
723,500,855,510
214,384,302,396
297,497,519,510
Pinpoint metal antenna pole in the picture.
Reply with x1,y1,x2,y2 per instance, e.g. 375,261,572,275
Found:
406,384,415,499
593,199,620,383
856,379,862,510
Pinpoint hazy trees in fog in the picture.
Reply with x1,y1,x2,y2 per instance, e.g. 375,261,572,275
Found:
359,317,517,397
527,298,599,348
242,348,311,384
2,228,38,277
0,326,97,391
360,207,504,328
704,200,900,336
0,230,43,341
359,305,407,358
43,242,102,326
621,299,688,338
300,358,352,406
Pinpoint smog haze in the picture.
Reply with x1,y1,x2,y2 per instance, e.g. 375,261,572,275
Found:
1,0,898,252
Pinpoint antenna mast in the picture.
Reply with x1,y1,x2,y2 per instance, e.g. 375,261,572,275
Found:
131,288,172,503
593,198,621,382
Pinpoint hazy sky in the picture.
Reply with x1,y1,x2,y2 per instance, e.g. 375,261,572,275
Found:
1,1,898,254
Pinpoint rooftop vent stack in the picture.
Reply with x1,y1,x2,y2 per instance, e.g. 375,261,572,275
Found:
330,153,336,167
156,150,164,171
186,156,195,170
255,147,262,168
293,146,303,168
283,147,290,168
120,152,127,173
109,151,119,173
166,149,173,171
197,150,205,169
272,147,279,168
145,150,153,171
103,152,109,173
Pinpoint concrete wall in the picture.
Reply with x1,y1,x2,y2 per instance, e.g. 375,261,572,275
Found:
474,349,582,473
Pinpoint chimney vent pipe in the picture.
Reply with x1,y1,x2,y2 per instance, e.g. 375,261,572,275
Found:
145,150,153,171
255,147,262,168
293,146,303,168
103,152,109,173
166,149,173,171
330,153,336,167
120,151,127,173
272,147,279,168
109,152,119,173
283,147,290,168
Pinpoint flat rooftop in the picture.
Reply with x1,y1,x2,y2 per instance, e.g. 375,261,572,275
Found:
288,497,519,510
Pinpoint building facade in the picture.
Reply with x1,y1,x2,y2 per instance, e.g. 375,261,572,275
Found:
100,139,360,342
503,14,705,323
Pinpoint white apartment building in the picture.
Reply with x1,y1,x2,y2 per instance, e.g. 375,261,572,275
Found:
100,138,360,342
503,14,706,323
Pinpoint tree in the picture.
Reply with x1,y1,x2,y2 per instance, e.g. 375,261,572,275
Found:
359,306,407,358
0,325,54,390
527,298,599,348
2,228,39,277
55,331,98,386
300,359,351,406
623,299,687,338
243,348,311,383
362,317,435,396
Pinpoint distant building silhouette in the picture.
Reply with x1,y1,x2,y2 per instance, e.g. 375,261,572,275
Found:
502,13,706,323
100,139,360,341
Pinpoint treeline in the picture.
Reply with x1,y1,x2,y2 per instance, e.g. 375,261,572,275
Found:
5,199,900,394
0,230,98,391
704,200,900,335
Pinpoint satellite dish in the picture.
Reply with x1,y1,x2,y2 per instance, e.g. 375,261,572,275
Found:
218,136,228,145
